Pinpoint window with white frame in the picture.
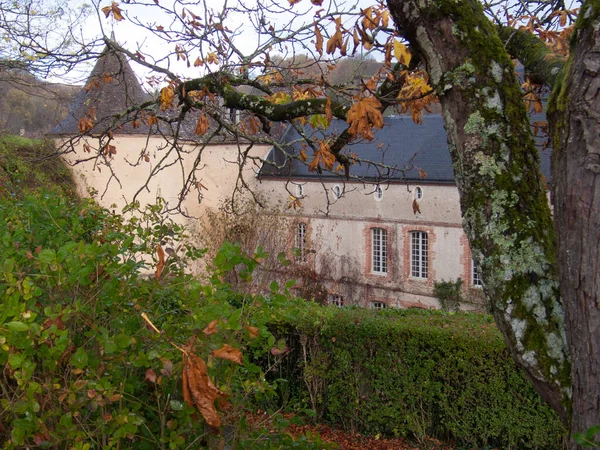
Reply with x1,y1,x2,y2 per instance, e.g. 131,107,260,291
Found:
228,107,240,124
472,259,483,287
295,222,307,262
410,231,428,279
295,183,304,197
374,185,383,201
415,186,423,200
332,185,342,199
371,228,388,274
328,294,344,307
370,301,387,310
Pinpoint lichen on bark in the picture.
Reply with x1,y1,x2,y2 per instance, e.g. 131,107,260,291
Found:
388,0,571,422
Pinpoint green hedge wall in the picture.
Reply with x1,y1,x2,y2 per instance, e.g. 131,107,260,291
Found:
269,305,566,449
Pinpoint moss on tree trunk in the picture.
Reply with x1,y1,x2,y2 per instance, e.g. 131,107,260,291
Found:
388,0,571,423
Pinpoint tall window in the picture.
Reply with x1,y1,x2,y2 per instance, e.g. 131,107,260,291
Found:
328,294,344,307
295,222,307,262
410,231,428,278
472,259,483,287
374,185,383,201
371,228,388,274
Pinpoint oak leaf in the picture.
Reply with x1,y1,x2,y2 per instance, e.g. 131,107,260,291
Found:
347,97,384,140
212,344,243,365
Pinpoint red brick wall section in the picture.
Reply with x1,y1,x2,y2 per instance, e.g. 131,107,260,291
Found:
402,225,436,288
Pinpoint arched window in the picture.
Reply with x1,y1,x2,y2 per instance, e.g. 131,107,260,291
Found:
415,186,423,200
410,231,428,278
295,183,304,197
371,228,388,274
332,185,342,199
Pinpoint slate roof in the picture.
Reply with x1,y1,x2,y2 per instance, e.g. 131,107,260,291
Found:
258,115,552,184
51,47,153,136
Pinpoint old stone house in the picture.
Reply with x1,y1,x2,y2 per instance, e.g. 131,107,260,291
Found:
51,49,552,310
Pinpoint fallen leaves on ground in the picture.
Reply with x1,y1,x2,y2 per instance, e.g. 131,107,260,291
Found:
248,411,456,450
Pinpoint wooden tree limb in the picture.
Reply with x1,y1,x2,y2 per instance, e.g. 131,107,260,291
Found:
497,25,566,87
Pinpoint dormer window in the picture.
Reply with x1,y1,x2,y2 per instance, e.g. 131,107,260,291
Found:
374,185,383,201
228,108,240,124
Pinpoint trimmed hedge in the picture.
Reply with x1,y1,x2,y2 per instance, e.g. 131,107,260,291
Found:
269,305,566,449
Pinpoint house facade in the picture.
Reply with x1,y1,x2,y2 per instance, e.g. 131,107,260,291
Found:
257,116,552,310
51,50,552,311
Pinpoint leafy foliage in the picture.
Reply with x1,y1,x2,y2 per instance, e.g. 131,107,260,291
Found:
0,183,333,448
433,279,464,312
267,306,567,449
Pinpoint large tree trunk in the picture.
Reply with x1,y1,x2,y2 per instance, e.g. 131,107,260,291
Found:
549,0,600,441
387,0,571,423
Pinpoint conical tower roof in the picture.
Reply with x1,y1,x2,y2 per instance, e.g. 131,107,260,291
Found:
52,47,152,135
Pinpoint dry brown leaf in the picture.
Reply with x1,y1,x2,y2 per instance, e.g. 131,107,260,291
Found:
155,244,165,280
202,319,219,336
314,23,323,56
308,141,336,172
183,353,226,428
195,114,209,135
245,326,259,339
160,87,175,111
347,97,384,140
412,199,421,215
212,344,243,365
101,2,124,21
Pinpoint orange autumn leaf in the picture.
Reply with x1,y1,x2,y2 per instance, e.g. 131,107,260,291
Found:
412,199,421,215
308,141,336,172
202,319,219,336
101,2,124,21
347,97,384,140
314,22,323,56
160,86,175,111
147,114,158,126
212,344,243,365
78,118,94,133
245,326,260,339
195,114,209,135
155,244,165,280
182,353,226,428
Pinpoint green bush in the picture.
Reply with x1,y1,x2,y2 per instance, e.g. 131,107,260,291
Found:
0,190,333,449
267,306,567,449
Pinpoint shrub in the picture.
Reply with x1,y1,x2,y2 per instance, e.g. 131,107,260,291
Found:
267,306,567,449
0,190,331,449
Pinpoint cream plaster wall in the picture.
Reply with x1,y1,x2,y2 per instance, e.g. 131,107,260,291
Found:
258,178,485,311
57,135,269,218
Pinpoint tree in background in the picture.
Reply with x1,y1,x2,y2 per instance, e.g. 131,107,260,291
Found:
10,0,597,445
